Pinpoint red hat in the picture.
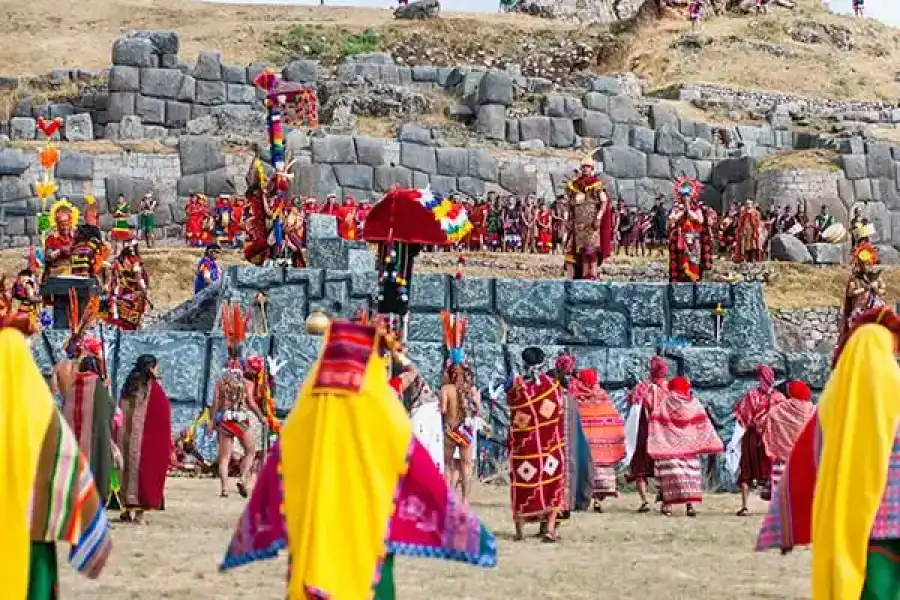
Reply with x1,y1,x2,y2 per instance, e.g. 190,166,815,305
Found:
786,380,811,402
577,368,598,387
82,337,103,357
669,376,692,395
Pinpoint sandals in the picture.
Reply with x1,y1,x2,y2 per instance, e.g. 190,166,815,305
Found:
660,506,673,517
540,531,558,544
686,506,697,518
593,503,604,514
637,502,651,513
513,532,524,542
735,507,749,517
119,512,134,523
236,481,248,499
220,490,229,498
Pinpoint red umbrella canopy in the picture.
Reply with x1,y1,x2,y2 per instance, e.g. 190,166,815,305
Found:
363,188,452,245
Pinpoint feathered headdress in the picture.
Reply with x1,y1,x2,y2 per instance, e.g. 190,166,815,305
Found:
416,187,473,243
440,311,468,366
851,241,879,269
674,176,702,202
220,300,247,363
63,288,101,358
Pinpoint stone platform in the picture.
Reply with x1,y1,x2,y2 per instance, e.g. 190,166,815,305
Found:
33,265,831,488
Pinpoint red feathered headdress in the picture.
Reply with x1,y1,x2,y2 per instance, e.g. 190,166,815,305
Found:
674,177,702,202
440,310,467,365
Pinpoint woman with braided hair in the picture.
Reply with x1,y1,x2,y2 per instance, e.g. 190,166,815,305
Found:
757,307,900,599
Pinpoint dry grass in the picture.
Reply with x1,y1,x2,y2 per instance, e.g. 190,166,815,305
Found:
756,149,841,172
0,0,893,104
628,2,900,101
60,478,810,599
4,246,898,311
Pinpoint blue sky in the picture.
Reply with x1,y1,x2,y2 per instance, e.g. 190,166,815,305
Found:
211,0,900,25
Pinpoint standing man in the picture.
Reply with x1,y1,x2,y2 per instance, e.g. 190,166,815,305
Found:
564,155,612,280
733,199,764,263
195,244,221,295
508,347,567,542
814,204,835,242
138,192,157,248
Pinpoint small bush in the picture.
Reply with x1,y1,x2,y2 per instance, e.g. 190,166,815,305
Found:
268,25,382,64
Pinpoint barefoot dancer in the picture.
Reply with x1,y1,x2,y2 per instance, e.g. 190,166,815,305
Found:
211,301,263,498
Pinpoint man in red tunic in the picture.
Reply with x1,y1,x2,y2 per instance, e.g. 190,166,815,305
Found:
733,199,764,263
508,347,566,543
535,201,553,254
564,156,612,280
467,199,486,251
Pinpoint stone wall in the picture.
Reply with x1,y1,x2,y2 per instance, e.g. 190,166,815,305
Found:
678,83,900,125
30,265,831,482
771,307,841,353
0,144,254,247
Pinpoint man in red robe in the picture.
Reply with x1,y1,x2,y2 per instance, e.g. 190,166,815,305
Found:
355,199,371,241
733,200,764,263
508,347,566,543
535,201,553,254
564,156,612,280
732,365,785,515
467,199,486,251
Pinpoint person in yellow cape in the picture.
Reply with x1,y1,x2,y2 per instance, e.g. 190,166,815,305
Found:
0,276,112,599
756,306,900,599
219,319,498,599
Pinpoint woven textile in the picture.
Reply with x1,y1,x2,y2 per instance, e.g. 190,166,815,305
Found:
656,457,703,505
508,375,566,519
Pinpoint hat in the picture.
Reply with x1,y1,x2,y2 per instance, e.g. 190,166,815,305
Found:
580,155,595,167
669,376,692,395
577,368,598,387
521,347,546,368
786,380,812,402
206,243,222,252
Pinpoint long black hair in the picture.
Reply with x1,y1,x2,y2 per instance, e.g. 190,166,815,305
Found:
121,354,157,398
79,355,102,376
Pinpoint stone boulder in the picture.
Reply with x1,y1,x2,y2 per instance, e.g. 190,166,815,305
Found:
770,234,813,263
395,0,440,19
806,243,847,265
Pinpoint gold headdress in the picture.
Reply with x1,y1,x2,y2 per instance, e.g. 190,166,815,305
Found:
49,198,80,230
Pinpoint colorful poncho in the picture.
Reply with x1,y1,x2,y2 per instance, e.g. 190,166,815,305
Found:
647,385,723,460
0,328,111,599
220,321,497,599
570,372,625,468
757,324,900,600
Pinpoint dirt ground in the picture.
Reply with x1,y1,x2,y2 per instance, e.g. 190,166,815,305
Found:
59,478,810,599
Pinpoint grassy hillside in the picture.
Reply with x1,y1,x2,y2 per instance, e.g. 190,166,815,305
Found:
1,0,898,102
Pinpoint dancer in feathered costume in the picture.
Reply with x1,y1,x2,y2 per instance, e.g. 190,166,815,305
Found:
210,301,263,498
439,308,481,502
668,177,712,282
